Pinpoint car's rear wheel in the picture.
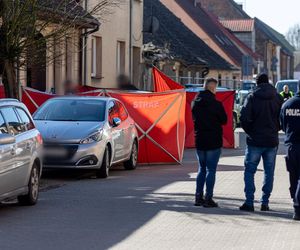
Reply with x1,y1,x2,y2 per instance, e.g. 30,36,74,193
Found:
96,146,110,178
18,163,40,206
124,140,138,170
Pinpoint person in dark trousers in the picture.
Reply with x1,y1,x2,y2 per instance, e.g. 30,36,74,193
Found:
240,73,283,212
280,81,300,220
192,78,227,207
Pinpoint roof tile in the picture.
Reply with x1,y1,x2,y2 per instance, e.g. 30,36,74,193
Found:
220,19,255,32
143,0,234,70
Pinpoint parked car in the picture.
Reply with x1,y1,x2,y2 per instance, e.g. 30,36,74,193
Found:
0,99,43,205
33,97,139,178
234,90,252,128
275,80,299,94
241,80,256,91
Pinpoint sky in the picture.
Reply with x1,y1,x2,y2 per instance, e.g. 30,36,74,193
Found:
235,0,299,35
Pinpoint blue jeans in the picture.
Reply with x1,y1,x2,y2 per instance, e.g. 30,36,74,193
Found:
196,148,222,200
244,146,278,206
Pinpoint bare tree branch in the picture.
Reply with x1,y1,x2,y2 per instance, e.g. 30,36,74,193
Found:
287,23,300,51
0,0,123,98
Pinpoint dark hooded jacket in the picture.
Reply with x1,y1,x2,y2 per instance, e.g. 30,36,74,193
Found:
240,83,283,147
280,93,300,145
192,90,227,150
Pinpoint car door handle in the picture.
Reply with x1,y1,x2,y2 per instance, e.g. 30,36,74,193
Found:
10,147,16,156
26,142,31,150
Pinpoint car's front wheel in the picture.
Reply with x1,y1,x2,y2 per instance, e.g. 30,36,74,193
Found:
18,163,40,206
124,140,138,170
96,146,110,178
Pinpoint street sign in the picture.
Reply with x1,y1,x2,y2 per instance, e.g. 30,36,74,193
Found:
242,55,253,77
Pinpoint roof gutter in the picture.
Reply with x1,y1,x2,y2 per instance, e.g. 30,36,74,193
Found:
81,0,100,86
81,24,100,85
81,24,100,37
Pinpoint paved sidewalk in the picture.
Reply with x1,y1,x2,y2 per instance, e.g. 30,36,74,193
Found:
0,138,299,250
112,148,299,250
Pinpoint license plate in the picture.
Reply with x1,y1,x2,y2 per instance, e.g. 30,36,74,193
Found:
44,148,68,158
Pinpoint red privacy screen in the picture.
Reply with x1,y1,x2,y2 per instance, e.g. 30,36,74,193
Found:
152,67,235,148
22,87,186,164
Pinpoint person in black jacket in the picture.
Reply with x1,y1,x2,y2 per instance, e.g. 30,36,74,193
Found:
280,81,300,220
240,73,283,212
192,78,227,207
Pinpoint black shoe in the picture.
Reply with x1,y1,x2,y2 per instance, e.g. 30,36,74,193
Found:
239,203,255,212
194,195,205,206
203,198,218,208
261,204,270,211
293,207,300,220
293,213,300,221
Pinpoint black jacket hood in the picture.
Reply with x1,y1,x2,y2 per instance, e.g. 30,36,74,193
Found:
253,83,277,100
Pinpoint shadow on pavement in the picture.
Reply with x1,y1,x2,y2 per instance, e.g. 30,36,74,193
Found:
0,162,294,250
0,129,293,249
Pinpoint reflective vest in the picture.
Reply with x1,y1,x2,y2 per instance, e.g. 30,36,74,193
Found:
280,91,294,100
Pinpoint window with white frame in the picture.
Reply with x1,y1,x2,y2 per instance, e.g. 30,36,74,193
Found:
116,41,126,75
91,36,102,78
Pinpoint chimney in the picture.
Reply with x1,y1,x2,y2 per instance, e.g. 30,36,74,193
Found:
237,3,243,9
194,0,201,7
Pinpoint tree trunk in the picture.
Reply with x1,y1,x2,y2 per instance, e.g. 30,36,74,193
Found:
3,60,19,99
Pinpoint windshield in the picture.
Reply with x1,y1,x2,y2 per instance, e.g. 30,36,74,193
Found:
34,99,106,122
276,81,298,94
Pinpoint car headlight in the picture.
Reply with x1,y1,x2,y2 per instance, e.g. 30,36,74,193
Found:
80,130,103,144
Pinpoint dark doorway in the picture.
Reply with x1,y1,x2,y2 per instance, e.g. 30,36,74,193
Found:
27,33,47,91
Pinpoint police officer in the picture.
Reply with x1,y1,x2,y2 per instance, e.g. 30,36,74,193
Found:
280,85,293,102
280,82,300,220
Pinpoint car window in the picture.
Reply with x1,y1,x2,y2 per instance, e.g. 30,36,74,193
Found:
277,82,298,94
117,102,128,121
1,107,25,135
0,113,9,134
34,99,106,122
108,101,119,126
15,108,35,131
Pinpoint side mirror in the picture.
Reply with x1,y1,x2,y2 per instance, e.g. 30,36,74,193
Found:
0,134,15,145
112,117,121,127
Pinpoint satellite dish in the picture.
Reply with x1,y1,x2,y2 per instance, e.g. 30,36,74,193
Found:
144,16,160,34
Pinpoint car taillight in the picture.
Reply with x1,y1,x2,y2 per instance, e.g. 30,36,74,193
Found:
37,133,43,145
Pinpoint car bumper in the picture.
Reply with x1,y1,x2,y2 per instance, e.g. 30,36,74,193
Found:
43,140,107,169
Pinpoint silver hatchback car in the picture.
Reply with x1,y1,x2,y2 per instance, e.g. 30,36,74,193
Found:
0,99,43,205
34,97,139,178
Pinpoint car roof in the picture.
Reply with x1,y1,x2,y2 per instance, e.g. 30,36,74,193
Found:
242,80,256,83
276,80,299,84
0,98,23,107
47,96,114,102
0,98,31,112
